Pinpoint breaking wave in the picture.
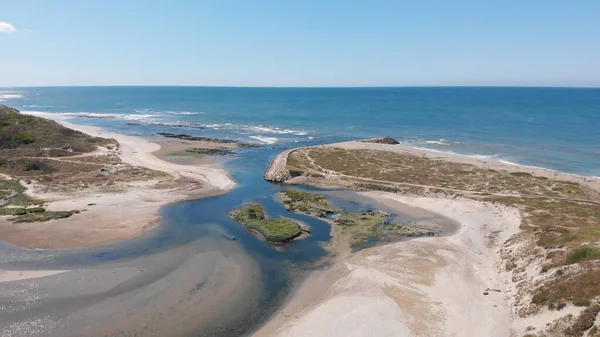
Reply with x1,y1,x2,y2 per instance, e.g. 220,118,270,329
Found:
249,136,279,144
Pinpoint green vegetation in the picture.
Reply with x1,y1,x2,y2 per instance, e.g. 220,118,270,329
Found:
288,147,595,198
332,210,389,248
287,146,600,305
0,104,117,157
572,298,591,307
0,179,25,192
11,133,36,146
0,207,44,216
280,190,341,216
566,246,600,265
230,202,303,243
12,210,79,223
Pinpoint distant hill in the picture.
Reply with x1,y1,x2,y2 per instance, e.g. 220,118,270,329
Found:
0,105,117,157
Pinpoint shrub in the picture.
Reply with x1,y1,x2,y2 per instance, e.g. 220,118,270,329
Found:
566,246,600,265
563,305,600,336
11,133,36,146
24,161,53,174
572,298,591,307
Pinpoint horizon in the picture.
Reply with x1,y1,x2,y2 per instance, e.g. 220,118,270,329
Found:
2,85,600,90
2,1,600,87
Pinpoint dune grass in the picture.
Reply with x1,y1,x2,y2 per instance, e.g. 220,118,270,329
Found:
286,146,600,311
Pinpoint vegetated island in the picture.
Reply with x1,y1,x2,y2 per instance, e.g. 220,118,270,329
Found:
256,137,600,337
0,105,235,249
229,202,306,243
279,189,440,250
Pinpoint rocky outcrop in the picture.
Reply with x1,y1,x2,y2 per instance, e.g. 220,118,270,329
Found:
361,137,400,145
264,149,293,182
0,104,21,115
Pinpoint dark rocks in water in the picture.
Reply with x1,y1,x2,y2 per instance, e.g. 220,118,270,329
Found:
126,122,141,126
362,137,400,145
156,132,261,147
183,148,235,156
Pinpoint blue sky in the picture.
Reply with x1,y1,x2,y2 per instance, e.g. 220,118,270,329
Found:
1,0,599,87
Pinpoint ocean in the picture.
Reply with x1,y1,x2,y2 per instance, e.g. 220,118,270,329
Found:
1,86,599,175
1,86,599,336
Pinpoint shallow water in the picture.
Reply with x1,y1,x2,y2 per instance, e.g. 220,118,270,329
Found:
0,143,458,336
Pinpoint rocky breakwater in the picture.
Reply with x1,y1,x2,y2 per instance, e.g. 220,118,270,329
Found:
264,149,293,182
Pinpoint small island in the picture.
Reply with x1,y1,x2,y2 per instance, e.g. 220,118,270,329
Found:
229,202,305,243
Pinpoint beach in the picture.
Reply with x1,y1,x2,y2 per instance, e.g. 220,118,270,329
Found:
256,193,521,336
0,86,598,337
257,140,600,337
0,116,235,250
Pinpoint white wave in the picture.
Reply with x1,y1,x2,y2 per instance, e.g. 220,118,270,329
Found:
249,135,278,144
63,112,120,119
424,138,457,146
23,111,158,122
165,111,203,115
23,104,53,108
135,108,203,115
249,125,308,135
0,93,23,100
201,123,309,136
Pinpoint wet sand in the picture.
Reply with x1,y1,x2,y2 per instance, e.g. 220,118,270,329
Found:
255,192,521,337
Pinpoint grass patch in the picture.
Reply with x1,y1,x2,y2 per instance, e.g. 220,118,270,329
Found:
566,246,600,265
532,269,600,305
288,147,595,199
0,179,25,192
4,192,43,206
12,210,79,223
280,190,341,216
11,132,36,147
230,202,303,243
572,298,591,307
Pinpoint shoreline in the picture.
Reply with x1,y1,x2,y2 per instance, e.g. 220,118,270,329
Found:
266,140,600,192
0,116,236,251
255,192,521,336
256,140,600,336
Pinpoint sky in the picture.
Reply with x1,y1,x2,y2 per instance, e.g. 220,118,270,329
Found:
1,0,600,87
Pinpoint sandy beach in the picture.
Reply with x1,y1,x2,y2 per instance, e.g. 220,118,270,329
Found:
258,140,600,337
0,116,235,250
255,193,521,337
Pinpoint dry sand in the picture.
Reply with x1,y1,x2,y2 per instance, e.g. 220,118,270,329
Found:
0,117,235,250
255,193,521,337
151,138,238,166
0,270,67,282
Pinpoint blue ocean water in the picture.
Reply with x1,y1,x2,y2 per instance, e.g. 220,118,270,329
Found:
1,86,599,176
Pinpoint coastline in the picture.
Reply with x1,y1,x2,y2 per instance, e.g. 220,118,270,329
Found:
255,193,521,337
256,140,600,336
0,115,236,251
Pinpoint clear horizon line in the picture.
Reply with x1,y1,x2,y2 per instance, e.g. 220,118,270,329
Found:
2,84,600,89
